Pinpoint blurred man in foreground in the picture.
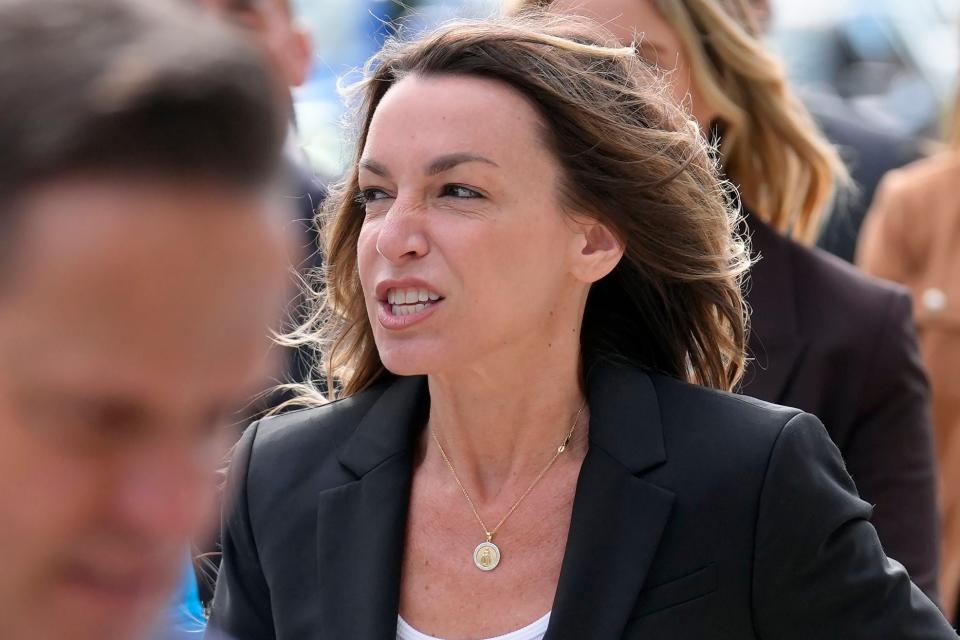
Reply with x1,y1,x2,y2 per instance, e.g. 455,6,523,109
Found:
0,0,294,638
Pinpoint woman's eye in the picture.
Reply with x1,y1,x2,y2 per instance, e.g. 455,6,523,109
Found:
356,188,393,205
441,185,482,199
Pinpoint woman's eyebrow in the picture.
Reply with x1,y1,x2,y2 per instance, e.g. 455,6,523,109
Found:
358,159,391,178
427,153,500,176
359,153,500,179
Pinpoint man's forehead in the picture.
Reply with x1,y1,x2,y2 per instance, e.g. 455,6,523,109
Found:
0,178,288,333
205,0,292,16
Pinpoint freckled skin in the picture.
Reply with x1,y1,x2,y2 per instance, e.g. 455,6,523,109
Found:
358,74,602,639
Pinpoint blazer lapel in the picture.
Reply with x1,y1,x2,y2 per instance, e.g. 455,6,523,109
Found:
311,367,676,639
741,213,807,403
314,376,428,640
545,365,676,640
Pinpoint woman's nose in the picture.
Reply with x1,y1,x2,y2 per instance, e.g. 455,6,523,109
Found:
375,199,430,263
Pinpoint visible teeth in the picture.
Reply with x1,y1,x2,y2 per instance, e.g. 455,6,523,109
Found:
386,286,442,307
389,301,434,316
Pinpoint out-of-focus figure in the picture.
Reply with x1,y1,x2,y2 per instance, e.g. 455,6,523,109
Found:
858,98,960,622
811,93,921,263
513,0,941,603
0,0,294,638
198,0,323,227
199,0,326,399
746,0,924,264
200,0,312,91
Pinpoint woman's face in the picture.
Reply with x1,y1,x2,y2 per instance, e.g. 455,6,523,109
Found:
356,74,613,377
552,0,719,127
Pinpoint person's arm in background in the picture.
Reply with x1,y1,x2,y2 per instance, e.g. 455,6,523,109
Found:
844,289,940,602
854,171,941,602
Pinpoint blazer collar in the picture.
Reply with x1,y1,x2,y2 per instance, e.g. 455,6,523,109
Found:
744,210,801,341
741,210,806,401
336,363,668,477
318,364,675,640
337,374,428,477
545,364,675,639
584,362,666,473
314,375,427,640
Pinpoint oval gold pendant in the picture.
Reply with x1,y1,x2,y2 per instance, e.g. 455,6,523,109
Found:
473,541,501,571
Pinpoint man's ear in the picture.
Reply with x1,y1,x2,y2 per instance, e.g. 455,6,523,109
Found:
570,218,624,284
283,23,312,88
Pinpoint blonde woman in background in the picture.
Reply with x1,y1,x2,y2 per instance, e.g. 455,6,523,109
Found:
209,12,953,639
858,92,960,623
512,0,942,606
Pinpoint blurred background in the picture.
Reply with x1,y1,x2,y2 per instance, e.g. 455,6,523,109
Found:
291,0,960,176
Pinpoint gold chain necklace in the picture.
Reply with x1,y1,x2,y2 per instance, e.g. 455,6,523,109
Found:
429,401,587,572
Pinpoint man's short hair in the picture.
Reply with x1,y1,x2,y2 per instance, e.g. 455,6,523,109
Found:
0,0,288,208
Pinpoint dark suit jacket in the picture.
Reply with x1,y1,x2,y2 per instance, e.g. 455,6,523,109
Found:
742,212,940,602
209,364,953,639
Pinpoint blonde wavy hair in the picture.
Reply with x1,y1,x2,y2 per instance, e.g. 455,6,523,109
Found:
281,13,751,406
509,0,848,244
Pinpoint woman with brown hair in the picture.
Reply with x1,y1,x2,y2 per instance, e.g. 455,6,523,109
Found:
512,0,942,605
208,13,953,639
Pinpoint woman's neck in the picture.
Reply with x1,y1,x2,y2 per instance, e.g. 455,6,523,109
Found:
424,342,588,502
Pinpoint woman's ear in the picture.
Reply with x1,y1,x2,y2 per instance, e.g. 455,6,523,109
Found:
571,218,624,283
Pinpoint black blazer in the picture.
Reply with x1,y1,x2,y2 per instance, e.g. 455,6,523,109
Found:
742,212,939,601
209,364,954,639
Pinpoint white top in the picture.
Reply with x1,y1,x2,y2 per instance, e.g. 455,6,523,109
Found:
397,612,551,640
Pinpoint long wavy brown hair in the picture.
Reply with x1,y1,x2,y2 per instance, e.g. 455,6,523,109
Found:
281,13,751,405
510,0,848,244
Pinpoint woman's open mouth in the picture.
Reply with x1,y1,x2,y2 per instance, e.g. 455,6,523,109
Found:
378,285,445,328
385,286,443,316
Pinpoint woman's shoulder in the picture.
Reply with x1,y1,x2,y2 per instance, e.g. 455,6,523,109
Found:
750,212,908,320
802,244,907,320
650,372,806,443
858,151,960,285
625,371,834,496
880,150,960,204
241,379,398,484
652,372,798,419
597,364,811,466
758,219,913,349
